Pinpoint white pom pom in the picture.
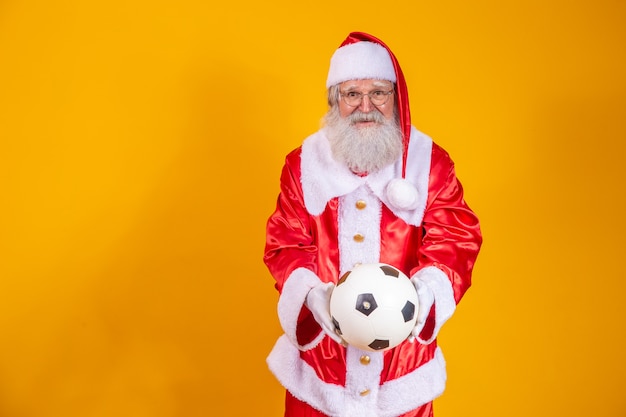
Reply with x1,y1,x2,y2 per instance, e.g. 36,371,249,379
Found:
386,178,419,210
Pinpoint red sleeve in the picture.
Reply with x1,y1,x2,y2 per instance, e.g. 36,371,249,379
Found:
414,144,483,303
264,148,328,345
263,148,318,293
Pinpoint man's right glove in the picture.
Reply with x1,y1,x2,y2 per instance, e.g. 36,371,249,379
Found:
409,277,436,343
305,282,344,344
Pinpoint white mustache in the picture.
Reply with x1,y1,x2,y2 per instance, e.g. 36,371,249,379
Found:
348,111,385,124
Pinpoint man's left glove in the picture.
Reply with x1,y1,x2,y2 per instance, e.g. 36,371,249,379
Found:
305,282,344,344
409,277,436,343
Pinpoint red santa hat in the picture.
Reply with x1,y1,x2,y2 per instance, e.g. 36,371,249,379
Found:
327,32,419,211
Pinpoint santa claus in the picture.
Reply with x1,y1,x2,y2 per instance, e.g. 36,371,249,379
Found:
264,32,482,417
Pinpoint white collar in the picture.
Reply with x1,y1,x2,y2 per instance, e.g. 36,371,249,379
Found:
300,127,432,226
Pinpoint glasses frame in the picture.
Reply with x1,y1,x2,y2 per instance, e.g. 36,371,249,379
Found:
339,89,394,107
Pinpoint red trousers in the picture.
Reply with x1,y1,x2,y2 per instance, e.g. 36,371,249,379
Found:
284,391,433,417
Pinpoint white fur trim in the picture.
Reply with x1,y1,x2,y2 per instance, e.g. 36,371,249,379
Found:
326,41,396,88
411,266,456,344
267,336,447,417
377,347,447,417
300,130,364,216
337,186,382,273
277,268,325,351
300,127,432,226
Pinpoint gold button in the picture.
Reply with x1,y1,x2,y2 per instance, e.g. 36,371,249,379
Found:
353,233,364,242
360,355,370,365
355,200,367,210
360,389,370,396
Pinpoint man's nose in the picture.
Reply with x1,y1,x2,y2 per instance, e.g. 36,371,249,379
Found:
358,94,374,112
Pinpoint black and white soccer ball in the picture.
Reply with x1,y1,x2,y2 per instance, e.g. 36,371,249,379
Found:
330,263,419,352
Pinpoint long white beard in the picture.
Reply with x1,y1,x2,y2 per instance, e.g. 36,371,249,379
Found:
324,107,403,174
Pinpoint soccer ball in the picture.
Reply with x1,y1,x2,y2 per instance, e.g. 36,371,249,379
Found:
330,263,418,352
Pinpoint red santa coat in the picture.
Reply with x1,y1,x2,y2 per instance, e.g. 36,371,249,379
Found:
264,127,482,417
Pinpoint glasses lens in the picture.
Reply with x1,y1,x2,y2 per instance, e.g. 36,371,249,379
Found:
343,92,361,106
370,91,390,105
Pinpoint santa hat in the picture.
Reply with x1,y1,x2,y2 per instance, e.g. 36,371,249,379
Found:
327,32,419,211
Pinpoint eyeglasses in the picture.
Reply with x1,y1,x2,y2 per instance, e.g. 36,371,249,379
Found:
340,89,394,107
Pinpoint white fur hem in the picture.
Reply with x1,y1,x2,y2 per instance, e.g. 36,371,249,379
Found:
267,335,447,417
411,266,456,344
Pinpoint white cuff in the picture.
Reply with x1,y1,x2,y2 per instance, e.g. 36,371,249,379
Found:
277,267,325,351
411,266,456,344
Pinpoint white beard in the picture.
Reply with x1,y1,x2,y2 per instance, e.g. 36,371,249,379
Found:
324,107,403,174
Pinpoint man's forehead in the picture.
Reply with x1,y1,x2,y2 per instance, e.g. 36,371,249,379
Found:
340,79,394,90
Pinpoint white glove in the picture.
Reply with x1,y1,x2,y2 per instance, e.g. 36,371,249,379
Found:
305,282,344,344
409,277,435,343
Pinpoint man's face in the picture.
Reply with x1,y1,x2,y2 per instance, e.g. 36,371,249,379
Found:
325,78,402,175
338,79,396,122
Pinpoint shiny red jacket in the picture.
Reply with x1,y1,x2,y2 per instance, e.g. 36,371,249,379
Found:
264,127,482,417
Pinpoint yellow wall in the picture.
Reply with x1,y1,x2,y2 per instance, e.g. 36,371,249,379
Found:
1,0,625,416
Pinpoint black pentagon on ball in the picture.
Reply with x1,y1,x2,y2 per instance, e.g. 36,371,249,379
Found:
337,271,351,286
379,265,400,278
355,293,378,316
369,339,390,350
402,301,416,322
332,317,343,335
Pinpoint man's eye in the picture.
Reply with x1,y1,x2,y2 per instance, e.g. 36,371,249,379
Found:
371,91,385,98
346,92,360,98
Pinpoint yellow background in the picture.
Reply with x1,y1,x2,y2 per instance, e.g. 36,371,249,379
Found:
1,0,625,416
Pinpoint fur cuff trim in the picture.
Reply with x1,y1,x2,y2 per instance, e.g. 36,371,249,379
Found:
277,268,325,350
411,266,456,344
